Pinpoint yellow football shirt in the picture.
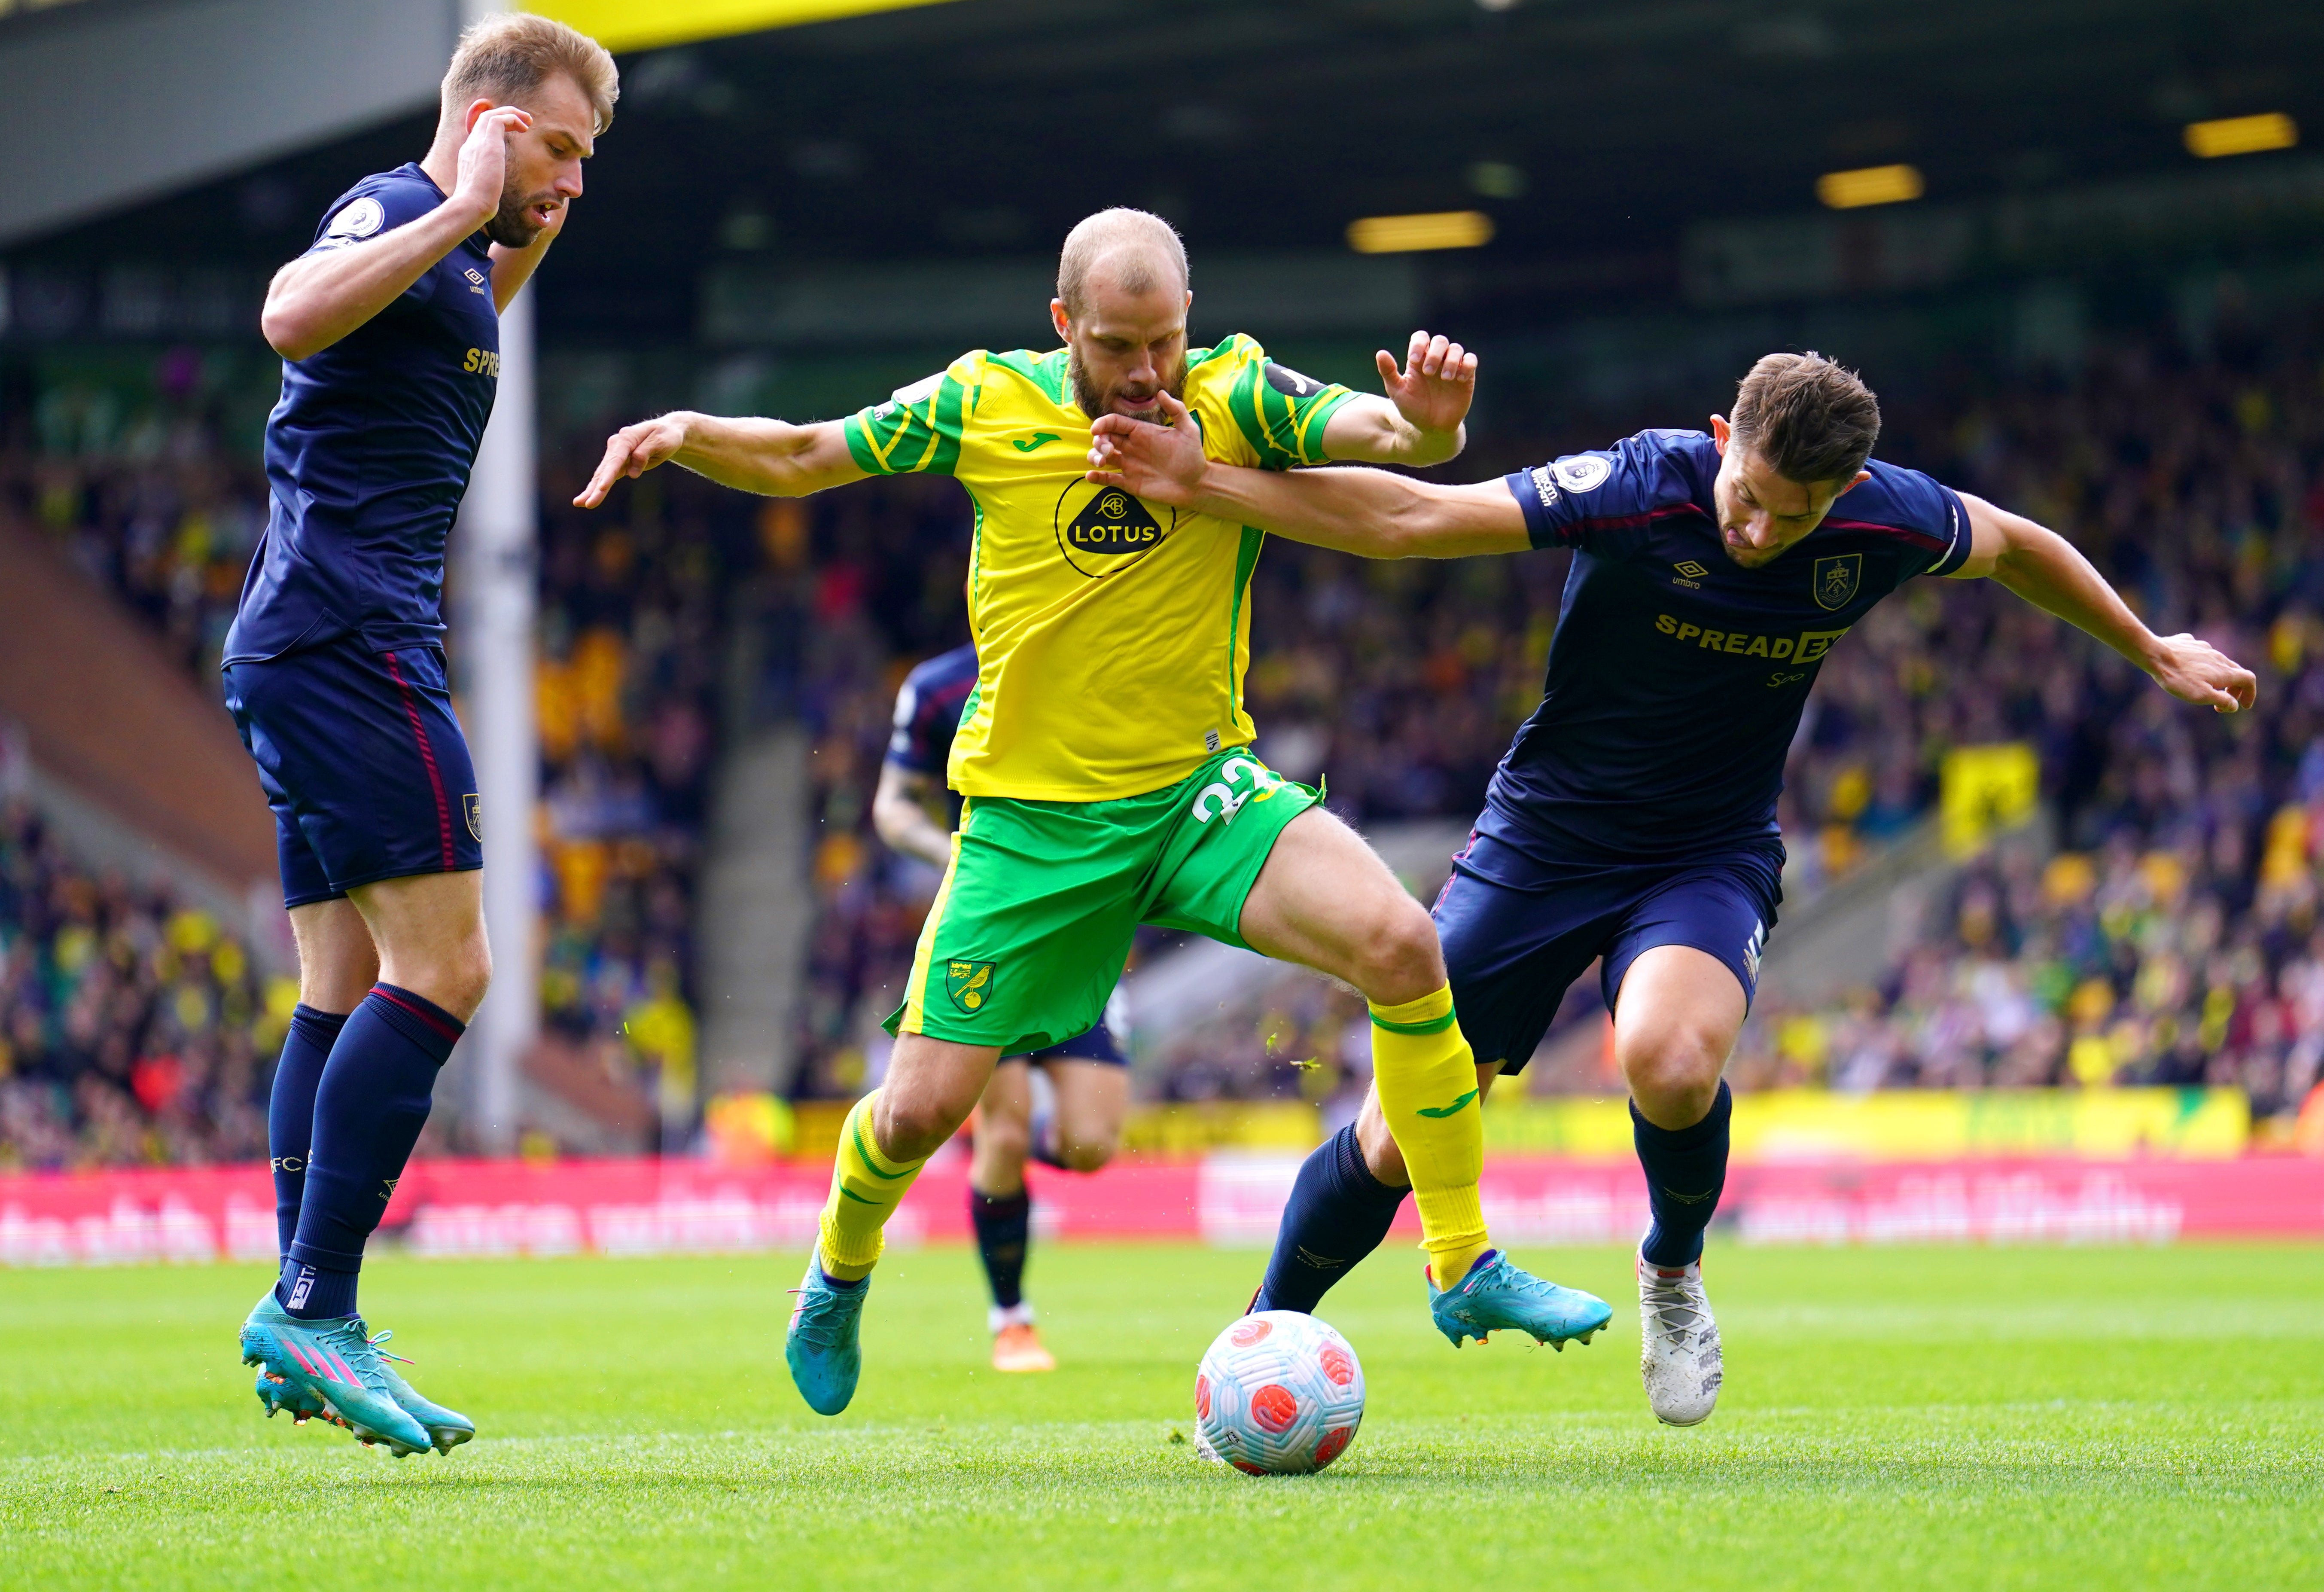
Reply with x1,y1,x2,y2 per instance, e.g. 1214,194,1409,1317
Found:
841,336,1355,801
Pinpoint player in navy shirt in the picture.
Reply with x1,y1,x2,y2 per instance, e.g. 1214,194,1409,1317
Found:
222,15,616,1458
1087,349,2254,1424
871,643,1132,1373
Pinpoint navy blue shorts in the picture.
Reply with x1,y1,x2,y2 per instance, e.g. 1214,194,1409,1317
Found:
1008,1019,1127,1067
1433,829,1783,1075
223,636,482,909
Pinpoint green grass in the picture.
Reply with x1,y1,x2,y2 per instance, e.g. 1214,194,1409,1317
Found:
3,1242,2321,1590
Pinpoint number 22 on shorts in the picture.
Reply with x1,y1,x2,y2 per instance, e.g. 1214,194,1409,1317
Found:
1191,756,1282,825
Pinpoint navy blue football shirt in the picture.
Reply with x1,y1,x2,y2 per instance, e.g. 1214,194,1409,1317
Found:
886,643,979,821
225,164,500,664
1485,428,1968,862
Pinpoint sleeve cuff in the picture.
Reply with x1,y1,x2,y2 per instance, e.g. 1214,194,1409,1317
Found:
1504,469,1560,549
1928,486,1973,576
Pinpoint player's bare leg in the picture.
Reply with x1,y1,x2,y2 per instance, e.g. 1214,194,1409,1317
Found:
790,1032,999,1414
1043,1057,1130,1172
1241,808,1609,1345
969,1058,1127,1370
1615,945,1745,1426
969,1063,1051,1370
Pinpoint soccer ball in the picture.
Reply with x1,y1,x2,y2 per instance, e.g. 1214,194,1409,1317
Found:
1193,1310,1365,1475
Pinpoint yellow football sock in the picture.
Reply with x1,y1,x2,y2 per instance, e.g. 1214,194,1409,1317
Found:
815,1091,928,1281
1368,985,1491,1289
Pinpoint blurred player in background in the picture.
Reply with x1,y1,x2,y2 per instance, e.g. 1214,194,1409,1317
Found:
873,642,1131,1373
582,207,1612,1418
1088,350,2256,1427
224,14,615,1457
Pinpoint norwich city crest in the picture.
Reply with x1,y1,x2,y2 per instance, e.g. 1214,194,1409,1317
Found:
1811,552,1861,611
945,959,996,1013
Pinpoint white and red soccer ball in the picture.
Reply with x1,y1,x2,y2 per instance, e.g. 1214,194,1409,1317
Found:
1194,1310,1365,1475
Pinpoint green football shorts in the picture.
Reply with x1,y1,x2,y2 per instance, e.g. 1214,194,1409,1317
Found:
888,747,1321,1053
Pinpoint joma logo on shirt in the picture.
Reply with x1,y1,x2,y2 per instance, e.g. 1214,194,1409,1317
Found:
1654,613,1848,665
461,347,501,377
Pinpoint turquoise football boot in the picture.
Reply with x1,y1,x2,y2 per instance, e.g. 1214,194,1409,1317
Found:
245,1290,328,1422
364,1329,476,1455
1428,1250,1613,1350
785,1262,868,1416
238,1291,433,1457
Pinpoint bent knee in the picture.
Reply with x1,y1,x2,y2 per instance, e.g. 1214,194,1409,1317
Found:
975,1113,1032,1167
1617,1029,1728,1120
1351,901,1446,1003
1053,1131,1119,1174
877,1092,970,1160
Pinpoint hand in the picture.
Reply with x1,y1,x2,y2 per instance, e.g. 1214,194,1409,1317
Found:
1085,391,1208,507
576,413,689,508
452,105,533,228
2147,632,2258,712
1375,330,1476,440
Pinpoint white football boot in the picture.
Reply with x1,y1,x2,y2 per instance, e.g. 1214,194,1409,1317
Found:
1637,1253,1722,1426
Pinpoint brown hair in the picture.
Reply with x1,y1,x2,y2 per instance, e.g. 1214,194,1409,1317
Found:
1057,208,1188,320
1729,351,1882,485
443,14,619,134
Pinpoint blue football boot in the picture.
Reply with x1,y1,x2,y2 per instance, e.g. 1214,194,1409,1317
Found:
365,1329,476,1454
1428,1250,1613,1350
785,1262,868,1416
239,1290,434,1456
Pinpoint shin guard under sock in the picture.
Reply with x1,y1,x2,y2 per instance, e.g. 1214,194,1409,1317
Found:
268,1004,347,1263
1366,985,1490,1288
816,1091,928,1280
969,1187,1031,1310
1256,1122,1409,1313
1633,1079,1733,1268
281,983,461,1319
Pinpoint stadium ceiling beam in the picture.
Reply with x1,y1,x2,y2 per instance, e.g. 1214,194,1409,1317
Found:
527,0,968,56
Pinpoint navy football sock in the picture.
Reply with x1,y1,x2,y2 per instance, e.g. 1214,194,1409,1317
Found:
280,983,461,1320
267,1004,347,1263
969,1187,1032,1310
1633,1079,1733,1268
1255,1123,1409,1314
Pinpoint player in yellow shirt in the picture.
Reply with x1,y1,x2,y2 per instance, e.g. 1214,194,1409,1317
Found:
578,209,1612,1415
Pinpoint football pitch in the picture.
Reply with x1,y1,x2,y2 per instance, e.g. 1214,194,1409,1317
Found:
4,1242,2320,1590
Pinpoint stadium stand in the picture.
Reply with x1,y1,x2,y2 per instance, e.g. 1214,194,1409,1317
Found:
0,797,285,1171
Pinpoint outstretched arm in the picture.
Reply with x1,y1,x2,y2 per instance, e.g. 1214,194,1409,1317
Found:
1087,393,1526,558
1950,492,2256,712
1317,331,1477,467
575,412,866,506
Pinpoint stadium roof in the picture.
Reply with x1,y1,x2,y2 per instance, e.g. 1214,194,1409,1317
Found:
6,0,2322,346
531,0,966,55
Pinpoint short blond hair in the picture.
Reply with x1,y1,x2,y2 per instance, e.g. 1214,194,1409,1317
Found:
1057,208,1188,320
443,13,619,134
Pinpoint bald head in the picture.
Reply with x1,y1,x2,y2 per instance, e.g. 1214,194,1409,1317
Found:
1056,208,1188,322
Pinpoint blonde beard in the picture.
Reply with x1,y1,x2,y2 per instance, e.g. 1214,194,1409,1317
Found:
1068,347,1186,423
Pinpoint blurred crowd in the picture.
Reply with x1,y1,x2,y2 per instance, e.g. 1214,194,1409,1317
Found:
0,799,287,1170
0,358,748,1157
527,452,749,1120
